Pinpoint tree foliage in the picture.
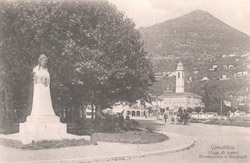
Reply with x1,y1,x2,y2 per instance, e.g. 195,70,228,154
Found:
0,0,154,121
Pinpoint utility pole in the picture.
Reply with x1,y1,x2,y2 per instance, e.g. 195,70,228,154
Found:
220,80,223,126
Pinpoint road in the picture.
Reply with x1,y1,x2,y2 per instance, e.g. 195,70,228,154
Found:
109,122,250,163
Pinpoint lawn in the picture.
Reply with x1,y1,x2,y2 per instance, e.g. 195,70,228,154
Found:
203,119,250,127
137,120,165,131
0,138,96,150
71,119,168,144
0,119,168,149
92,130,168,144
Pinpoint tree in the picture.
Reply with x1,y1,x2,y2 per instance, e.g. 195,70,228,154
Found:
194,107,202,113
0,0,154,126
187,107,194,113
238,105,250,114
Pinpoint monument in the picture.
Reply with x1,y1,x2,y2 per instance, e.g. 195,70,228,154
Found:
17,54,89,144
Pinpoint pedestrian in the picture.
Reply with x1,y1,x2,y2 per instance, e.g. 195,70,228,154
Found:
165,108,170,123
126,114,130,121
164,113,168,123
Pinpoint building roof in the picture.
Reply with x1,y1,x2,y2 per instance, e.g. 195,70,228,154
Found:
158,92,202,99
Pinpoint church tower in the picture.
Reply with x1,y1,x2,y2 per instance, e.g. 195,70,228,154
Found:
176,62,184,93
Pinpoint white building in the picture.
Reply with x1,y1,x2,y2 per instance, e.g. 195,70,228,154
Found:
201,77,209,81
221,75,229,80
158,62,204,111
176,62,184,93
212,65,218,69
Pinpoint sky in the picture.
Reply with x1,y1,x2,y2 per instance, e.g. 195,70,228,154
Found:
108,0,250,36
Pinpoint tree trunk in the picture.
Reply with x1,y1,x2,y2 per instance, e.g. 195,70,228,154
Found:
3,87,15,134
0,91,4,130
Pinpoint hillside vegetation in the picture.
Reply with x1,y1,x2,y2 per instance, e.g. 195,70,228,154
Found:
140,10,250,109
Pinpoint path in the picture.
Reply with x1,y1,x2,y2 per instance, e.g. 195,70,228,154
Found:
109,122,250,163
1,122,249,163
0,126,193,163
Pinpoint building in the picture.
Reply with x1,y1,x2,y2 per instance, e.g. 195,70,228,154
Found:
212,65,218,69
221,75,229,80
201,77,209,81
111,100,152,119
176,62,184,93
158,62,204,111
228,65,234,69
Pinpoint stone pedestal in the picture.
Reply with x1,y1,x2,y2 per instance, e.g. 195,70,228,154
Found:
14,56,90,144
19,115,67,144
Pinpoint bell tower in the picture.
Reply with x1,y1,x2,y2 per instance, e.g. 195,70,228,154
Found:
176,62,184,93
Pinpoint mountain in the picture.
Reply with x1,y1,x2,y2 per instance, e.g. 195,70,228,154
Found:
140,10,250,60
139,10,250,108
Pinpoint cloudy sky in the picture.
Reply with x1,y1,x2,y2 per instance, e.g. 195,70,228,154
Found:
108,0,250,35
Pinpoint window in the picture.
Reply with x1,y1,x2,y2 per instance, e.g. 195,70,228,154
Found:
178,72,180,78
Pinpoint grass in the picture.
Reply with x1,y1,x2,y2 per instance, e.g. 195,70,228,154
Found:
203,120,250,127
137,120,165,131
0,138,97,150
72,119,168,144
92,130,168,144
0,119,168,149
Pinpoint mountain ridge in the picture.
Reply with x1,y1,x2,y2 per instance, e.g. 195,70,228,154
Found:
140,10,250,108
139,9,250,61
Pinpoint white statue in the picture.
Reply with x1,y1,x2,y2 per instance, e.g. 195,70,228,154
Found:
30,54,56,116
17,54,90,144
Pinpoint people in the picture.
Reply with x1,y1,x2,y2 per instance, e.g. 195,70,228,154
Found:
164,113,167,123
183,110,189,125
126,114,130,121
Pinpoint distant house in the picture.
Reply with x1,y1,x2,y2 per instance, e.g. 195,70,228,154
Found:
168,72,175,77
237,72,243,76
242,71,249,76
223,65,228,69
193,70,199,74
212,65,218,69
162,72,170,76
236,96,247,102
155,76,163,80
222,55,227,58
201,77,209,81
221,75,228,80
209,68,214,71
237,71,249,76
241,53,250,58
228,65,234,69
229,54,236,57
155,72,164,80
236,59,240,62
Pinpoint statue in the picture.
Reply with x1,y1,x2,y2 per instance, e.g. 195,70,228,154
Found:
4,54,90,144
30,54,56,116
19,54,67,144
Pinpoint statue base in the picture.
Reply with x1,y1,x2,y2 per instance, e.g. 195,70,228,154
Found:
19,115,67,144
